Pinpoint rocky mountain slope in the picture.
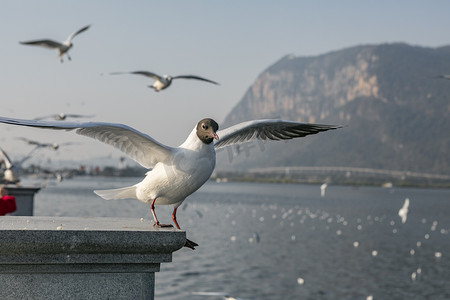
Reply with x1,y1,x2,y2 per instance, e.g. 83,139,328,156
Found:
217,43,450,174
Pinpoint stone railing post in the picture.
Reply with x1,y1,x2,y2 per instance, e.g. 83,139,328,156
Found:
0,216,185,300
6,186,41,216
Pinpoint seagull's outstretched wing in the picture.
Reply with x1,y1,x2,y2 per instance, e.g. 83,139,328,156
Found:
111,71,163,81
20,39,62,49
65,24,91,43
0,147,13,169
65,114,95,119
215,119,341,149
17,137,41,146
33,114,58,121
172,75,219,85
0,117,174,169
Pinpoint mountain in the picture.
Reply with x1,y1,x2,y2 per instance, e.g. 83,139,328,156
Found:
217,43,450,175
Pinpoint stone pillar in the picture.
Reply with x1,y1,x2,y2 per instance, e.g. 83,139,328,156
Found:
0,216,186,300
5,186,40,216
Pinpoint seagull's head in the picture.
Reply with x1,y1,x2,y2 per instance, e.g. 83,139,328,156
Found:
196,118,219,144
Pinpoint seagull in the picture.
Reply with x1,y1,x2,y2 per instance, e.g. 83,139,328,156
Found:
0,116,341,249
17,137,79,151
0,146,41,184
110,71,219,92
19,25,91,63
34,113,95,121
191,291,248,300
434,74,450,80
398,198,410,224
320,183,327,197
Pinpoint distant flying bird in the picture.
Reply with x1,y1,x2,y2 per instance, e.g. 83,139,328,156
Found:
34,113,94,121
17,137,79,151
0,146,41,184
19,25,91,63
0,116,341,249
192,292,248,300
434,74,450,80
398,198,410,224
110,71,219,92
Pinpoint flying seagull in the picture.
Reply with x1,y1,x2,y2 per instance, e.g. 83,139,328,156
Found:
110,71,219,92
0,116,341,249
17,137,79,151
434,74,450,80
20,25,91,63
34,113,95,121
0,146,41,184
398,198,410,224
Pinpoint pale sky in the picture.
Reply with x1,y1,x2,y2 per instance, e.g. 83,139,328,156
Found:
1,0,449,166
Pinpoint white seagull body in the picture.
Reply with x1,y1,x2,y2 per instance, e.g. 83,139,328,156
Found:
398,198,410,224
20,25,91,63
0,116,340,248
111,71,219,91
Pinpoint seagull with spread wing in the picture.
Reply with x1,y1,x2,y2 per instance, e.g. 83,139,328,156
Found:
0,116,341,248
17,137,79,151
0,146,42,184
20,25,91,63
111,71,219,92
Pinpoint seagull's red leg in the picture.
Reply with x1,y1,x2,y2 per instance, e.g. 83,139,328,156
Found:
172,207,181,229
171,206,199,250
150,198,172,228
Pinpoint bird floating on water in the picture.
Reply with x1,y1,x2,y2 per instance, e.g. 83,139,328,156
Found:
20,25,91,63
110,70,219,92
0,116,341,249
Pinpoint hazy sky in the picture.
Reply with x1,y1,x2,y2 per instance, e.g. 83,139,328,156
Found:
1,0,449,165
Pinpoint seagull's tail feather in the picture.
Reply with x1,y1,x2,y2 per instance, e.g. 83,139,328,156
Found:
94,185,137,200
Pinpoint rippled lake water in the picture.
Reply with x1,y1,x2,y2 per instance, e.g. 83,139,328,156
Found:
28,176,450,299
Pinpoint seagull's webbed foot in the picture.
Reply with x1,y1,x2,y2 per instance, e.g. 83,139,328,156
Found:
153,222,173,228
184,238,199,250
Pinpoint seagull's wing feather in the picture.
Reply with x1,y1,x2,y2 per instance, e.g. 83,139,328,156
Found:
17,146,42,167
172,75,219,85
66,24,91,43
215,119,341,149
65,114,95,118
130,71,163,81
20,40,62,49
110,71,163,81
0,147,13,169
16,137,41,146
0,117,174,169
33,114,58,120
